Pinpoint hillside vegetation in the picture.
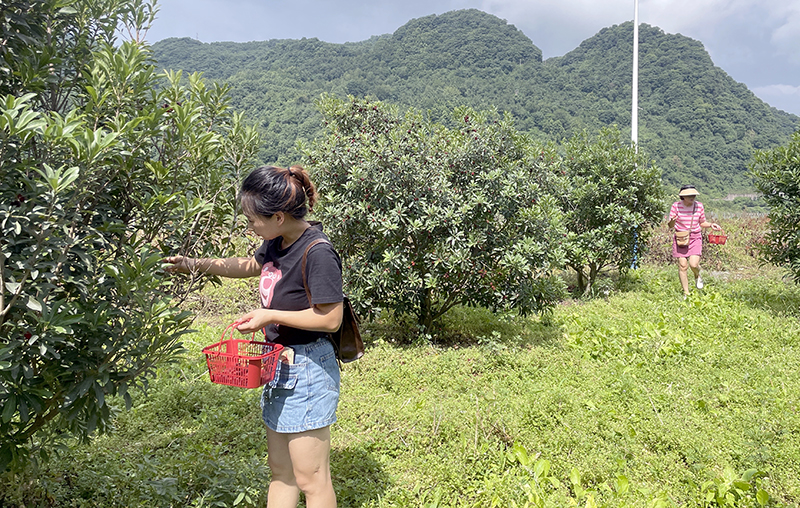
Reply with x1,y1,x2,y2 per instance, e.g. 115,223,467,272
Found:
151,9,800,198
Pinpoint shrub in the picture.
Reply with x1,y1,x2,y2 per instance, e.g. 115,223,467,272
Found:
557,127,666,295
304,95,566,332
0,0,261,471
751,131,800,283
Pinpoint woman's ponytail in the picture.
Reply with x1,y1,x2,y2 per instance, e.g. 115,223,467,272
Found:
240,165,316,219
287,165,317,212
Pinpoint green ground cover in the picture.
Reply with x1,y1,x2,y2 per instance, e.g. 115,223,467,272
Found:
3,263,799,507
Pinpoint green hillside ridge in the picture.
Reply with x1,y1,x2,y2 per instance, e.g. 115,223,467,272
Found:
548,23,799,194
151,9,800,197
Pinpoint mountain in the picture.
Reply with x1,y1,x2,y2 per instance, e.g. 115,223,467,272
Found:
547,23,799,194
150,9,800,197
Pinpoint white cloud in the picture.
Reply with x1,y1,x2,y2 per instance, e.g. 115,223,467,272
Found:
751,84,800,114
642,1,800,60
753,84,800,98
643,0,753,34
478,0,800,64
479,0,631,56
771,6,800,61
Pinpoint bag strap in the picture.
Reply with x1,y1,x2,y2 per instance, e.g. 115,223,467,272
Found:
301,238,331,306
677,202,697,232
300,238,347,365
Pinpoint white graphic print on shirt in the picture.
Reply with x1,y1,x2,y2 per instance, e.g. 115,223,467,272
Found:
260,262,282,308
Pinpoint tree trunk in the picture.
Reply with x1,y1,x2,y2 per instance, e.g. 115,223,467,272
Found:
418,288,435,333
574,267,588,295
583,263,599,297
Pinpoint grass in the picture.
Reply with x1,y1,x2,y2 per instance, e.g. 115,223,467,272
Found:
3,218,800,507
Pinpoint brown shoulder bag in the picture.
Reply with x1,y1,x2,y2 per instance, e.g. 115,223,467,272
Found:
674,203,696,247
302,239,364,363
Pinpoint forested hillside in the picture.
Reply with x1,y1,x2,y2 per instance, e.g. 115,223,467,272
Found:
151,9,800,196
548,24,800,193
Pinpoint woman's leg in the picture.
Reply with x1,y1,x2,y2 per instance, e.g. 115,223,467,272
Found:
266,429,301,508
267,426,336,508
688,255,702,286
677,257,690,295
290,426,336,508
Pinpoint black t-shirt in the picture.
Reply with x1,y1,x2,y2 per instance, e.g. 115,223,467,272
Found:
254,224,343,346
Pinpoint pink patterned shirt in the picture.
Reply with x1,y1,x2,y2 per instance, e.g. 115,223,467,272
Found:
669,201,705,233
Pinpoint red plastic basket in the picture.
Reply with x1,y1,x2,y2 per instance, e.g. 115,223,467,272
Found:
708,229,728,245
202,323,284,389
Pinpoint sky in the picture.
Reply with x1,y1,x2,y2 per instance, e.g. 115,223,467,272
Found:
143,0,800,116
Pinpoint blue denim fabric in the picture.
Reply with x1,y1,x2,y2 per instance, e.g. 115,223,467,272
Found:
261,337,340,433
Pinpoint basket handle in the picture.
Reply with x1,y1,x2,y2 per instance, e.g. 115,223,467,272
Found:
226,321,267,341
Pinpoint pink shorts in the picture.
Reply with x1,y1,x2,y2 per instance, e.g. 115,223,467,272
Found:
673,231,703,258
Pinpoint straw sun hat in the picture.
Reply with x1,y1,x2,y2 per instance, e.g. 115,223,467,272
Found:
678,186,699,197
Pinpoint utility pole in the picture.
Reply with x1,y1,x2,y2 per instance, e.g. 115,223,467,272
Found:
631,0,641,270
631,0,639,153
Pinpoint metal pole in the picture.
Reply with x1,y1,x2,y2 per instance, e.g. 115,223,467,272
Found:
631,0,639,153
631,0,640,269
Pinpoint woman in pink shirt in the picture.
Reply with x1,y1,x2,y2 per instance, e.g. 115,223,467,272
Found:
668,185,721,297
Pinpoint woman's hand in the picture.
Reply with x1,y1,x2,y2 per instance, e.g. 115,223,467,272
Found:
235,309,274,334
235,303,343,335
710,223,721,231
163,255,194,273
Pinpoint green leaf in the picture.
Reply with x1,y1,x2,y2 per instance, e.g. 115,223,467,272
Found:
93,382,105,408
733,480,751,491
570,467,581,486
615,475,629,494
2,394,17,423
511,442,530,466
533,458,550,478
26,298,42,312
741,468,758,482
0,443,14,472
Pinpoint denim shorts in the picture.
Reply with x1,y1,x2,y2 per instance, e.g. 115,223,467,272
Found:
261,337,340,433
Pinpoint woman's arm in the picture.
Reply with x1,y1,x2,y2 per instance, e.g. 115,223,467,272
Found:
163,255,261,278
235,302,344,334
667,202,678,229
700,221,721,230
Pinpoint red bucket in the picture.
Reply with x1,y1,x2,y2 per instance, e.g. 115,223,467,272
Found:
708,230,728,245
202,323,283,389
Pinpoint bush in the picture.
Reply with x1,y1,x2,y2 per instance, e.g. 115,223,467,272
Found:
0,0,261,471
304,96,567,331
557,127,666,295
751,130,800,283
